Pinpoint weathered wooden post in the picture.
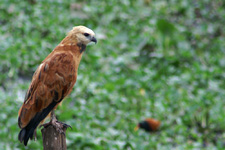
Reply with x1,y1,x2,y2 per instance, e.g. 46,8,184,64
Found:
41,125,67,150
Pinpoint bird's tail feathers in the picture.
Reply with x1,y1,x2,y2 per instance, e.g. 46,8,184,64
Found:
18,100,58,146
18,127,35,146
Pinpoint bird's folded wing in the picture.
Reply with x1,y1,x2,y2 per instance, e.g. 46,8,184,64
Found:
18,52,76,128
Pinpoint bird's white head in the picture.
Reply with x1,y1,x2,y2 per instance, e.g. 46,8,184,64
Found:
68,26,97,45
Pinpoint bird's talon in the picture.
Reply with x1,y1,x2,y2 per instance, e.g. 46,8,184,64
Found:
46,120,71,135
56,121,72,129
63,124,72,129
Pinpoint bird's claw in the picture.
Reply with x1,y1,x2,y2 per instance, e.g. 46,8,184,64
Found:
58,121,72,130
41,120,72,136
54,121,72,136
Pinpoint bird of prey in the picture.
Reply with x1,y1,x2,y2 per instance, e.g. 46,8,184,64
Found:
18,26,97,146
135,118,160,132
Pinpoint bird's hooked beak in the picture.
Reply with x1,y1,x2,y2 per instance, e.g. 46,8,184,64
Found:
91,36,97,44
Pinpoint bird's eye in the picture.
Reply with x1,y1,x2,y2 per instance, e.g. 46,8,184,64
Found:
83,33,89,37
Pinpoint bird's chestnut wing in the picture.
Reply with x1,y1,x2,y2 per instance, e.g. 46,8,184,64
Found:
18,52,76,128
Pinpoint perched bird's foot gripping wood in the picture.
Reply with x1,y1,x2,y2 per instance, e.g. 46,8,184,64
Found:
41,111,71,135
42,121,71,135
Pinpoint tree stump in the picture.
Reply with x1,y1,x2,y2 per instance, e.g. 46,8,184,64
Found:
41,125,67,150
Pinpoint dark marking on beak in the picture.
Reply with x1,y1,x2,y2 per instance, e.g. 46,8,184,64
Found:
91,37,97,44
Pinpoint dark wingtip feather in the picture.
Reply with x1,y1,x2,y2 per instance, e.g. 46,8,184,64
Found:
24,136,29,146
18,128,35,146
18,128,26,143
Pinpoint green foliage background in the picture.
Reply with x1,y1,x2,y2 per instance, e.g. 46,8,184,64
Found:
0,0,224,149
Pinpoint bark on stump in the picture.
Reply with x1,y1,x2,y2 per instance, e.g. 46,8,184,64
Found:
41,125,67,150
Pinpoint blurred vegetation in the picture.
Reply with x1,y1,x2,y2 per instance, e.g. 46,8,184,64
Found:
0,0,225,149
